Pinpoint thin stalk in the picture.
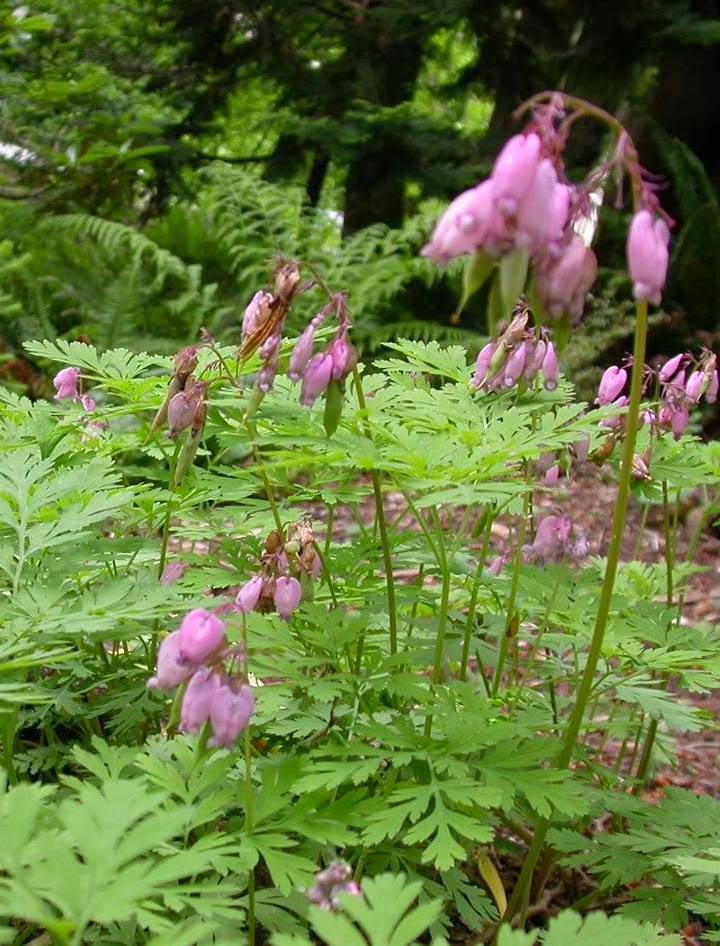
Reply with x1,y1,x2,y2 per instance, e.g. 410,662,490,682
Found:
157,442,181,581
503,300,649,924
492,493,530,695
632,503,650,560
424,516,451,739
324,503,335,558
241,614,256,946
460,511,494,681
2,708,19,785
353,367,398,655
245,419,283,532
633,479,675,788
406,563,425,645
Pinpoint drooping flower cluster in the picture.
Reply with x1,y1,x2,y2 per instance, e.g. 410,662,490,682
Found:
53,365,105,439
235,520,321,621
594,350,717,442
422,92,671,322
148,607,254,748
305,861,362,911
471,310,559,393
240,262,357,418
523,515,589,565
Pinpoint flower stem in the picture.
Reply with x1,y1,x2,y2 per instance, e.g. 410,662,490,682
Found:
353,367,398,656
503,299,649,924
241,613,256,946
460,511,494,681
492,493,530,695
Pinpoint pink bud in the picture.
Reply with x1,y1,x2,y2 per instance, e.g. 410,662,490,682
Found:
235,575,264,614
524,339,547,381
274,575,302,619
543,183,572,248
179,668,222,734
600,395,628,428
80,394,96,412
543,464,560,487
527,515,573,564
538,236,597,318
258,340,280,393
573,436,590,462
491,133,542,215
147,630,194,690
515,159,558,251
658,353,686,383
471,342,497,388
208,683,255,748
541,342,559,391
167,390,198,436
671,406,690,439
706,369,718,403
329,333,357,381
421,180,495,264
488,554,506,576
685,370,705,402
300,353,333,406
627,210,670,305
596,366,627,406
177,608,226,665
503,343,527,387
288,324,316,382
53,366,80,401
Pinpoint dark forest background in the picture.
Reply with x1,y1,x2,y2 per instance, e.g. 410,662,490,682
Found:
3,0,720,398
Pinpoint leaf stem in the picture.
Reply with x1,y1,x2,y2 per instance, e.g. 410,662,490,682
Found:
353,367,398,655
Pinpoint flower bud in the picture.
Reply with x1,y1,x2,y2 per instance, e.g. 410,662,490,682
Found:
658,353,686,384
685,370,705,402
180,669,222,734
525,515,574,564
503,343,527,387
626,210,670,305
706,369,718,403
236,575,264,614
541,342,559,391
273,261,301,305
491,133,542,215
288,324,316,382
537,235,597,318
300,353,333,406
596,366,627,406
242,291,273,340
421,180,495,264
177,608,226,665
167,389,198,437
329,333,357,381
274,576,302,619
631,455,650,480
671,406,690,439
543,464,560,487
173,346,199,384
80,394,96,412
147,630,194,690
515,159,558,251
53,366,80,401
160,561,186,586
208,683,255,748
600,395,628,428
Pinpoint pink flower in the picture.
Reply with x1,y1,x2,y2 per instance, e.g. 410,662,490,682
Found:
300,353,333,406
541,342,559,391
685,370,705,402
147,630,194,690
543,464,560,487
329,333,357,381
179,668,222,734
515,159,558,252
537,235,597,318
600,395,628,428
306,861,363,911
503,343,527,387
596,366,627,406
706,370,718,403
471,342,497,389
236,575,264,614
421,181,495,263
627,210,670,305
208,683,255,748
288,324,316,382
177,608,226,665
491,133,542,216
53,366,80,400
274,576,302,619
658,353,686,384
80,394,96,412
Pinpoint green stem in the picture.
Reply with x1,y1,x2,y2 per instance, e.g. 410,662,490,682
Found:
353,367,398,656
157,442,181,581
2,708,19,785
241,613,256,946
460,511,494,681
503,299,649,923
492,493,530,695
246,419,283,532
424,524,451,739
633,479,675,788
